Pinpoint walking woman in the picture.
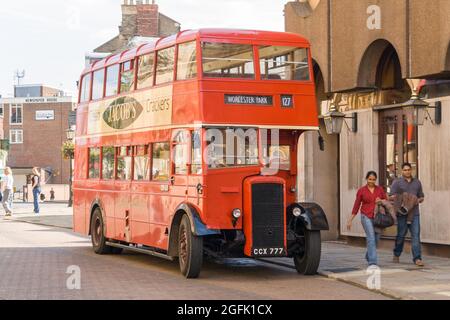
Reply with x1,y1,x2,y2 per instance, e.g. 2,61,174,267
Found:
2,167,14,217
31,167,42,214
347,171,388,267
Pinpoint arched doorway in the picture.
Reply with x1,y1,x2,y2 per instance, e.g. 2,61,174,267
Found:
359,40,416,238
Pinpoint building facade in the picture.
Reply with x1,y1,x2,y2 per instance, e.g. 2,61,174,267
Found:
285,0,450,248
0,85,75,192
93,0,180,54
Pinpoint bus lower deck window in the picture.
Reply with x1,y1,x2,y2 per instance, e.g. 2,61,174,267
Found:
102,147,115,180
88,148,100,179
152,143,170,181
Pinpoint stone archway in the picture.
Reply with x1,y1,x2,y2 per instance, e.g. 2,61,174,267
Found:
357,39,403,90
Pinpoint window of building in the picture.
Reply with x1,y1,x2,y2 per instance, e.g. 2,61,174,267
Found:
192,130,202,175
0,104,4,117
10,104,23,125
117,146,132,181
259,46,310,81
133,145,150,181
92,69,105,100
156,46,175,85
80,73,92,103
202,42,255,79
137,54,155,89
10,129,23,144
177,41,198,80
105,64,120,97
120,60,135,93
152,142,170,181
102,146,115,180
88,148,100,179
173,130,189,175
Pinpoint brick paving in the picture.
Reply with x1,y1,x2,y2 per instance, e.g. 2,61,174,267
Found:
0,218,387,300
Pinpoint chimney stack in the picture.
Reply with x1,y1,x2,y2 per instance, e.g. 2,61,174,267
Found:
120,0,159,38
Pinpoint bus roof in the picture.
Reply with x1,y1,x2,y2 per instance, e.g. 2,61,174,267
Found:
83,29,310,75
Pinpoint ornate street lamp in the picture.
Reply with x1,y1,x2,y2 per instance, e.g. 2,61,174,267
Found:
66,127,75,208
403,79,442,126
322,94,358,135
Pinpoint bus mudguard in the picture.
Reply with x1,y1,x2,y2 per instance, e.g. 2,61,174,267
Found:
288,202,330,231
174,203,221,236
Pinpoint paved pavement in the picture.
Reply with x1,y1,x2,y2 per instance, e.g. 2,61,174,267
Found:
3,202,450,300
0,219,387,300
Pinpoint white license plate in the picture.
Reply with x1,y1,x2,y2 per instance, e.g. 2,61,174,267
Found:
252,247,285,257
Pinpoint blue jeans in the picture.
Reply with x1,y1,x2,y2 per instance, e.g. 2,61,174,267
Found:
33,188,41,213
394,214,422,262
361,215,381,266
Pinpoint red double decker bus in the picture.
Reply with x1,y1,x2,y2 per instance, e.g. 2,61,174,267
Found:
74,29,329,278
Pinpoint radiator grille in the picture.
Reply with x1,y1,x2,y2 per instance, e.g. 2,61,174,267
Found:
251,183,285,249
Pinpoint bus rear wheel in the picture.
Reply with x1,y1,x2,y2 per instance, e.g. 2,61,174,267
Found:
293,229,321,276
91,208,114,255
178,215,203,279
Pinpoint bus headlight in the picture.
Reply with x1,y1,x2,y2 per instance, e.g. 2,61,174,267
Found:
293,207,302,217
232,209,242,219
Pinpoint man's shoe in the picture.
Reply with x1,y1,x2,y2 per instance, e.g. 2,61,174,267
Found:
415,259,425,267
393,256,400,263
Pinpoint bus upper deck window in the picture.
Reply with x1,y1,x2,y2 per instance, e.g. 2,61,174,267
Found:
137,54,155,89
120,60,135,93
202,42,255,79
105,64,120,97
92,69,105,100
177,41,198,81
156,46,175,85
80,73,91,103
259,46,310,81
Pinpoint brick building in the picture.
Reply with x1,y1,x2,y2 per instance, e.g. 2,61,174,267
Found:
285,0,450,250
0,85,75,192
90,0,180,58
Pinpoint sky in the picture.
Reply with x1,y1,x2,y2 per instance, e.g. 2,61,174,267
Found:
0,0,290,97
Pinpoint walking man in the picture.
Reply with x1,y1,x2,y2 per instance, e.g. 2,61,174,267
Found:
2,167,14,217
390,163,425,267
31,167,42,214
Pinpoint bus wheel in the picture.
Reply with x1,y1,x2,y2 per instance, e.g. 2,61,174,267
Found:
178,215,203,279
293,229,321,276
91,208,112,255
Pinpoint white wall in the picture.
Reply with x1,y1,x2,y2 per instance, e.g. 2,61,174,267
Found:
418,97,450,245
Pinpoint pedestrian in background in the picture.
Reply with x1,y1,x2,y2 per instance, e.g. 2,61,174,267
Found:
347,171,388,267
2,167,14,217
50,188,55,201
31,167,42,214
390,163,425,267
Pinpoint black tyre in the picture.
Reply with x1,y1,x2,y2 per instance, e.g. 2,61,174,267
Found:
178,215,203,279
293,229,322,275
90,208,112,255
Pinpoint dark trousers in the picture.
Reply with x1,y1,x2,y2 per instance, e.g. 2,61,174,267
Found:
394,215,422,262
